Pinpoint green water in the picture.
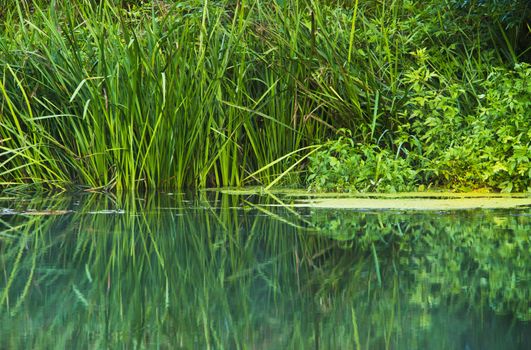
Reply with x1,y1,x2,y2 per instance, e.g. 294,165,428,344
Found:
0,192,530,349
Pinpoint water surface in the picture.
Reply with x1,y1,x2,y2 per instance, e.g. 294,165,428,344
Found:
1,192,530,349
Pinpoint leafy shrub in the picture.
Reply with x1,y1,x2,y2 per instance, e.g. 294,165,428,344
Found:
475,63,531,191
399,63,530,192
307,133,417,192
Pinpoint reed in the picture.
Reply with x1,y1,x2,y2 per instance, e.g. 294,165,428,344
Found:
0,1,313,190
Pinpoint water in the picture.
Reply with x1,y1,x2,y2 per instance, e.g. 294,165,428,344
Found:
0,192,530,349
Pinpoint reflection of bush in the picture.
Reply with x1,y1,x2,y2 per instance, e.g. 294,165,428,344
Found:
311,209,531,321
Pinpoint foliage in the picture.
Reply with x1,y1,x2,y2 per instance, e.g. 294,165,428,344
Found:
306,133,417,192
0,0,528,192
399,63,531,192
448,0,530,28
0,0,316,190
308,61,530,194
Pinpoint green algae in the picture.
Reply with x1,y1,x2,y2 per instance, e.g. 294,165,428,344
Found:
215,188,531,210
292,197,531,210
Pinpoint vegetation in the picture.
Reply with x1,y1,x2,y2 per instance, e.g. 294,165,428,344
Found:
0,0,529,192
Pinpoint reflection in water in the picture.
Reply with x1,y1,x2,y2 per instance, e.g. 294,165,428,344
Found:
0,192,530,349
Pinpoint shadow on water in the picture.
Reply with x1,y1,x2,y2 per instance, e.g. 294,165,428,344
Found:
0,192,530,349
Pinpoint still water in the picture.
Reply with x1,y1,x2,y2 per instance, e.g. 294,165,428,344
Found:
0,192,530,349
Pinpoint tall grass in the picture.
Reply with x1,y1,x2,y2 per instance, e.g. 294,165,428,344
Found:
0,1,320,191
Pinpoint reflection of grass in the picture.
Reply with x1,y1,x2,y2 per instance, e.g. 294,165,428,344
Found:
1,193,530,348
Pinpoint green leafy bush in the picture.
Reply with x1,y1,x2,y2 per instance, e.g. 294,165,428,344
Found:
308,63,530,193
399,63,531,192
475,64,531,191
307,133,417,192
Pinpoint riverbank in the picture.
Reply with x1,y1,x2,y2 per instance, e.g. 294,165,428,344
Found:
1,1,529,192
